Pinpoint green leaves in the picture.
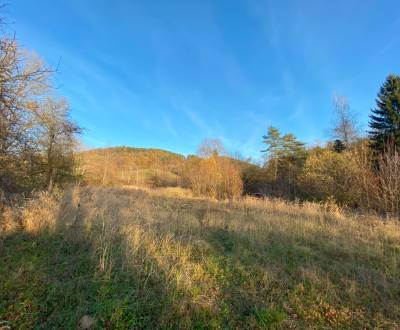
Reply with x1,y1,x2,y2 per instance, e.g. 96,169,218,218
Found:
262,126,306,162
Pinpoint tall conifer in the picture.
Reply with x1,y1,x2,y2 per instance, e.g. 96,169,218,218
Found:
369,74,400,152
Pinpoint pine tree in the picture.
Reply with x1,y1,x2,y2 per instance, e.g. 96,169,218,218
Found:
261,126,307,197
261,126,282,160
369,74,400,152
332,139,346,153
261,127,306,161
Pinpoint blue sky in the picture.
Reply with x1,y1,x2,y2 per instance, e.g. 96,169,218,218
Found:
9,0,400,159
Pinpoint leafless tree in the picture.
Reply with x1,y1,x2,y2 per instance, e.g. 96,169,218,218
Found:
0,28,52,191
197,138,225,158
331,94,360,147
0,11,82,193
31,97,82,191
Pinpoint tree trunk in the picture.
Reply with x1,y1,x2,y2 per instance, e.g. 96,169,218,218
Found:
47,167,56,192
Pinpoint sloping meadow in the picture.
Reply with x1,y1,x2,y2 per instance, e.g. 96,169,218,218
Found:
1,187,399,329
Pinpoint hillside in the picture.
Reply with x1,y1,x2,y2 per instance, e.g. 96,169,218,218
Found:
77,147,187,187
76,147,262,195
1,186,399,328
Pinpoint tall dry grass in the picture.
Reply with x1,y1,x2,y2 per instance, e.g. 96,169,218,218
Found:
1,186,400,328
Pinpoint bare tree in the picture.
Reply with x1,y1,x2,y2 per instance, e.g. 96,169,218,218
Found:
31,97,81,191
197,138,225,158
0,10,84,195
331,94,360,147
0,32,52,191
187,139,242,199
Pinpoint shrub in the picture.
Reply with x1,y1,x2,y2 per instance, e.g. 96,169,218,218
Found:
299,149,360,205
184,155,242,199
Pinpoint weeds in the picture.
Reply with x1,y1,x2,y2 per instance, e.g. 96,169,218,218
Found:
1,186,399,328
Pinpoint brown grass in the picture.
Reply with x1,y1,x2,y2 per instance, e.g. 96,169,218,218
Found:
1,186,399,328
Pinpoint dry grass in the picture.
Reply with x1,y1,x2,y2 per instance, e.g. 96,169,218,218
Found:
1,186,399,329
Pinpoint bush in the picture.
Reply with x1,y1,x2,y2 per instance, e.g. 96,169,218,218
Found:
184,155,242,199
299,149,360,205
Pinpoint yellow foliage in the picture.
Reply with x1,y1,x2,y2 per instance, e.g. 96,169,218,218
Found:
185,155,242,199
299,149,360,205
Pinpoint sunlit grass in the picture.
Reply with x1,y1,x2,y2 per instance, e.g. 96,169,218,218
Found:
1,186,399,328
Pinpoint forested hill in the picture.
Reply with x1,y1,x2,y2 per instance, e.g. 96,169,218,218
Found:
76,147,187,187
82,146,185,167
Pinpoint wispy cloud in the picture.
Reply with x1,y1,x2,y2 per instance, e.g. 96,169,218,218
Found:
183,107,213,136
162,113,179,138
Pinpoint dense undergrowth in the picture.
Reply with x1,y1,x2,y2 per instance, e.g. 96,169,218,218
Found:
1,187,399,329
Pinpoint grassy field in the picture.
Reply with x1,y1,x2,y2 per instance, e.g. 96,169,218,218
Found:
1,187,400,329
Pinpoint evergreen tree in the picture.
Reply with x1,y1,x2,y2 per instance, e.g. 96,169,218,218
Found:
261,127,306,161
261,127,282,160
369,74,400,152
261,126,307,197
332,139,346,153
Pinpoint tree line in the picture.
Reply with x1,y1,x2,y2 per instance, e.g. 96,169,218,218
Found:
1,9,399,218
0,17,81,195
251,75,400,217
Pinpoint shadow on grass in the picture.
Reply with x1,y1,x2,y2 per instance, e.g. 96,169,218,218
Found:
195,224,400,329
0,192,217,329
1,188,399,329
